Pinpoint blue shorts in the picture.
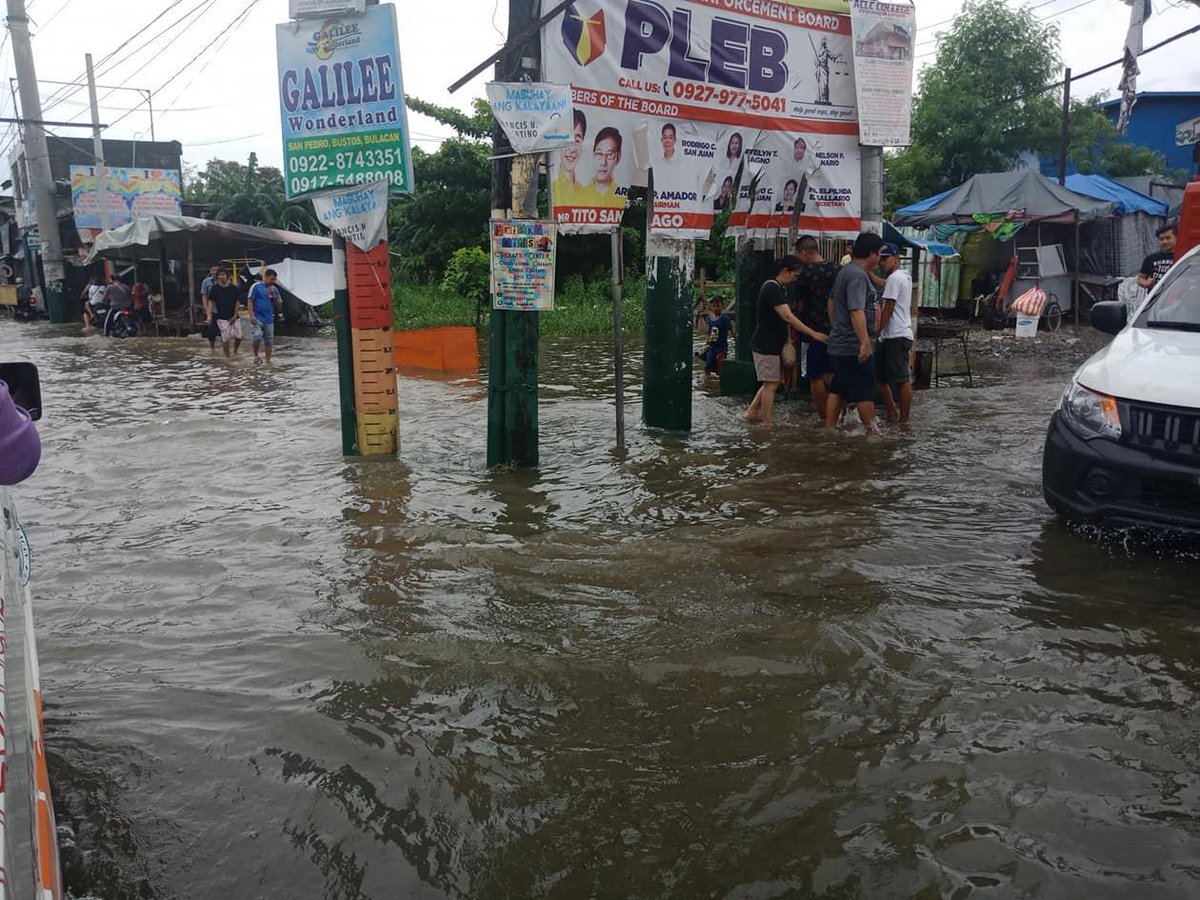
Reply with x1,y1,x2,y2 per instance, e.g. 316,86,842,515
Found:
252,320,275,346
806,341,831,380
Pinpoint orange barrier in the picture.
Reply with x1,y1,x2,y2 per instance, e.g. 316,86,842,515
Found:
393,326,480,373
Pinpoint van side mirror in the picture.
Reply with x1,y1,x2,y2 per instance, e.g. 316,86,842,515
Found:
1090,301,1127,337
0,363,41,420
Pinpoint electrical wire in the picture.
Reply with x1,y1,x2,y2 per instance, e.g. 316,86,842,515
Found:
39,0,189,113
915,0,1102,59
53,0,223,123
106,0,262,132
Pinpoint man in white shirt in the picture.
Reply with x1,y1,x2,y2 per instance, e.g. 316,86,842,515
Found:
875,243,915,424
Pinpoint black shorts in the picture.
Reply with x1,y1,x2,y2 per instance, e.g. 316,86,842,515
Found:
875,337,913,384
829,354,876,404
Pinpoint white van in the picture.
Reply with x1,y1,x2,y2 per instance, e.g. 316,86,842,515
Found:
1042,244,1200,530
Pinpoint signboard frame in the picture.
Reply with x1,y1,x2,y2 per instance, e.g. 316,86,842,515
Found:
276,2,415,200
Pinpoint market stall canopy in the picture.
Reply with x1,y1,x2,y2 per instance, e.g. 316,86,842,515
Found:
893,171,1117,228
1064,174,1169,217
84,214,330,264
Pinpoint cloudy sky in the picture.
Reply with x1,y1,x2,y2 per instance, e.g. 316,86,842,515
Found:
0,0,1196,177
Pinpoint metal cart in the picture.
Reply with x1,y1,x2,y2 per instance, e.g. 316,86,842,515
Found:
1008,244,1070,331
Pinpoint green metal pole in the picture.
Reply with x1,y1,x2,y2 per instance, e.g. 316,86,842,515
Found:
505,308,539,466
486,303,508,466
331,234,358,456
735,238,772,363
643,233,694,431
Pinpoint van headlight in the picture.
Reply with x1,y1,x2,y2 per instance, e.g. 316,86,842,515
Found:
1060,382,1122,440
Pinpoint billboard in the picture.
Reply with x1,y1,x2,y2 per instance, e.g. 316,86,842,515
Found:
849,0,915,146
542,0,862,238
69,165,182,230
276,3,415,199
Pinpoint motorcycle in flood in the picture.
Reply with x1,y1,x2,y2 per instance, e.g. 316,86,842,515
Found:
90,304,139,338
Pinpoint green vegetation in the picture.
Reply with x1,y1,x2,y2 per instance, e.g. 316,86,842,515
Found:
886,0,1172,213
394,275,645,336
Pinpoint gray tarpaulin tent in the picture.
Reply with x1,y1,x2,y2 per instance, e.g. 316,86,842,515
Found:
893,171,1116,227
894,172,1119,323
84,214,331,325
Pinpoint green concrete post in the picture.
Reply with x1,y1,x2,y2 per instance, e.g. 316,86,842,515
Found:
331,235,358,456
643,234,694,431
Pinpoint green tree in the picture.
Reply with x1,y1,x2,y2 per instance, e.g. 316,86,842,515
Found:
1066,97,1170,177
186,153,319,232
886,0,1061,210
389,138,493,281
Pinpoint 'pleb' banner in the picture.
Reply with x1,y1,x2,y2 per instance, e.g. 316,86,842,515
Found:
542,0,863,239
311,180,389,250
849,0,916,147
487,82,576,154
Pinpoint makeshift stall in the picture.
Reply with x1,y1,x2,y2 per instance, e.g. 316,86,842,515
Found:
894,171,1118,329
85,215,332,334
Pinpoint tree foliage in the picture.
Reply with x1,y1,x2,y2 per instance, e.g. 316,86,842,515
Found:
389,138,493,281
1066,97,1170,177
885,0,1175,212
886,0,1061,210
185,153,319,232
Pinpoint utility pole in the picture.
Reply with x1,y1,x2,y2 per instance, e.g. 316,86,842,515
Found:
8,0,69,322
1058,68,1072,186
487,0,540,468
860,145,883,235
85,53,109,234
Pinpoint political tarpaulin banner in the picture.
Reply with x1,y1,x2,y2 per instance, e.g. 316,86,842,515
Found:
541,0,862,239
487,82,576,154
310,180,389,250
848,0,915,147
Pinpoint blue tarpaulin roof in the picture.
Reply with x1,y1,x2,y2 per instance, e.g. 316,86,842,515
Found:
1063,173,1168,216
882,221,958,257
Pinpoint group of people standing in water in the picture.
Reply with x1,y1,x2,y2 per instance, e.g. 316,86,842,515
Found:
744,231,916,433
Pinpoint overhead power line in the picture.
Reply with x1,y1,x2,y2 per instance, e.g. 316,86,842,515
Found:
39,0,188,113
106,0,261,132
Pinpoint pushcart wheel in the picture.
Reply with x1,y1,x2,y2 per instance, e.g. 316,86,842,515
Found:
1044,300,1062,332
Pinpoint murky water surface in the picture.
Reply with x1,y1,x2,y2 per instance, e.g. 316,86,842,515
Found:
2,322,1199,900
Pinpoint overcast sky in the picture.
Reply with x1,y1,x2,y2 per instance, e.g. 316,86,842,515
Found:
1,0,1196,178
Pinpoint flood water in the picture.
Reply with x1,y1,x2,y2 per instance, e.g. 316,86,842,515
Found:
2,321,1199,900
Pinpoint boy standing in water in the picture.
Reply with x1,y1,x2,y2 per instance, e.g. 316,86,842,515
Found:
248,270,281,364
697,296,734,377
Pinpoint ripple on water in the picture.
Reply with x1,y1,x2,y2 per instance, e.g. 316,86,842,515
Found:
3,324,1200,899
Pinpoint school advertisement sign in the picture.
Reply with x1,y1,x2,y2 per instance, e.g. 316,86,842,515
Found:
849,0,915,146
542,0,862,238
492,220,557,311
276,3,415,200
69,165,182,230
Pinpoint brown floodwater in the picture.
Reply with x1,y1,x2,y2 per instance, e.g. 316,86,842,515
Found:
2,321,1198,900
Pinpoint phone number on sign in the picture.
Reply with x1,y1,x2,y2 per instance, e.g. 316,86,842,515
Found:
287,168,407,195
288,148,404,174
669,82,786,112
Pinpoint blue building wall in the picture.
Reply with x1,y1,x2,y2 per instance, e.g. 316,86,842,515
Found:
1098,92,1200,174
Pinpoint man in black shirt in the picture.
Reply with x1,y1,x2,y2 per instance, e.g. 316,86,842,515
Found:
744,255,829,427
793,234,840,419
205,270,243,357
1138,224,1176,292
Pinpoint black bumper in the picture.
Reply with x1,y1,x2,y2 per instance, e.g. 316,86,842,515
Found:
1042,412,1200,532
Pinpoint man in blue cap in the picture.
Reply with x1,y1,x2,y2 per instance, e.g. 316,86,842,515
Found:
875,242,915,424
